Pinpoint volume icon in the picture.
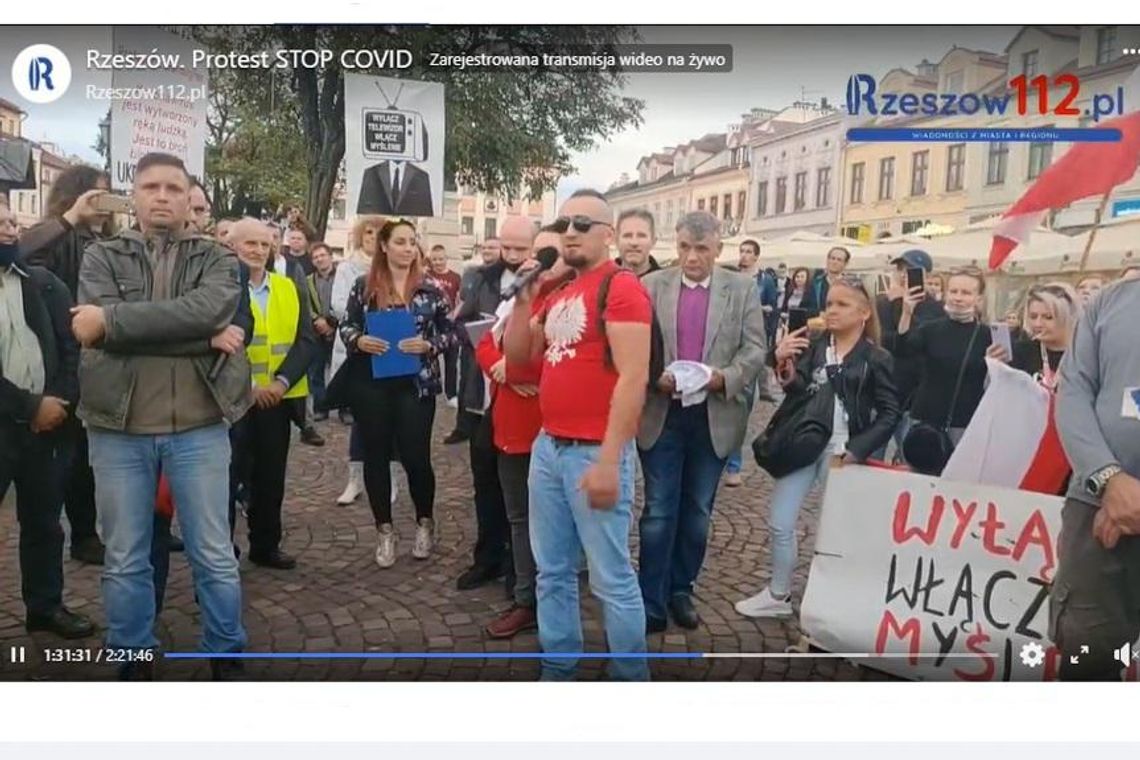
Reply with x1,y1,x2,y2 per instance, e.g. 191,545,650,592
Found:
1113,641,1132,667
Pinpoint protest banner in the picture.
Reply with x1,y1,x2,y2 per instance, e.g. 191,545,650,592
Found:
109,26,208,191
344,73,445,219
800,466,1066,681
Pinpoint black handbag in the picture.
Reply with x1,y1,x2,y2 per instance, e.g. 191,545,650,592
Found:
752,344,838,478
902,323,981,475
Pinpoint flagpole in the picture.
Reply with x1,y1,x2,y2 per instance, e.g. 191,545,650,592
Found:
1078,192,1112,272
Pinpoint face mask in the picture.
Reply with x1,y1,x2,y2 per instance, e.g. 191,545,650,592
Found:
0,241,19,268
944,302,976,323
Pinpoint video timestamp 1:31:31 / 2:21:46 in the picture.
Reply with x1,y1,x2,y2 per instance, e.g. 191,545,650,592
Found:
41,648,156,664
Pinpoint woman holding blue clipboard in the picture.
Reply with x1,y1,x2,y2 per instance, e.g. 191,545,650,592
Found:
324,219,457,569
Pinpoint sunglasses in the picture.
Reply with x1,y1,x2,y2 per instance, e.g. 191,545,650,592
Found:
836,274,870,294
1029,284,1074,304
551,215,613,234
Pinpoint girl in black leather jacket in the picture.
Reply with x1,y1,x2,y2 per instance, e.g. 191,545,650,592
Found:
736,277,900,620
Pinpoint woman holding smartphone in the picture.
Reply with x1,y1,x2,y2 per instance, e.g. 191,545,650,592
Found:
736,277,899,618
897,268,1005,474
328,219,457,568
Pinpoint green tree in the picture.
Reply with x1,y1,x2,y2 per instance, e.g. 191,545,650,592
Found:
195,26,645,236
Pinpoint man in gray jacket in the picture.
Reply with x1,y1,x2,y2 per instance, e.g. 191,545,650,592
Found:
637,211,767,632
72,152,252,680
1053,275,1140,680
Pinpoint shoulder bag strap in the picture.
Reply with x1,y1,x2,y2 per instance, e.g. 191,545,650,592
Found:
943,323,982,431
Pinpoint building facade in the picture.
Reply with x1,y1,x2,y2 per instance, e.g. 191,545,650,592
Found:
747,113,843,239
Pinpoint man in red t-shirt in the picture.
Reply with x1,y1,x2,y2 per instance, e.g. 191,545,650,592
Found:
424,244,462,402
503,189,652,681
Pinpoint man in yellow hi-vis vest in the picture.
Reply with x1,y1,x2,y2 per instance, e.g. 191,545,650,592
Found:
226,218,316,570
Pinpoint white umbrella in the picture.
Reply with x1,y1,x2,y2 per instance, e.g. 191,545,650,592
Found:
1069,214,1140,274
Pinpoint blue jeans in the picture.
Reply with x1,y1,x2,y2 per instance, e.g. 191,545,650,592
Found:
528,432,648,681
89,424,246,654
725,379,757,475
873,412,913,463
308,340,332,413
768,451,832,599
638,402,726,621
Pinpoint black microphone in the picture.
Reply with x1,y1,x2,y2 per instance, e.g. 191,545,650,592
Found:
501,247,560,300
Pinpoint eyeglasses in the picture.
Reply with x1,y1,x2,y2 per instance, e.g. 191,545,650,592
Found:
551,215,613,234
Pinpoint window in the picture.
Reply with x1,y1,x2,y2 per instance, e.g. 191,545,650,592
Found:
1022,50,1038,78
331,198,346,220
737,191,746,219
816,167,831,208
910,150,929,196
850,162,865,204
945,71,964,92
483,217,496,241
946,144,965,192
1028,131,1054,179
878,157,895,200
666,199,674,228
986,142,1008,185
756,181,769,216
775,177,787,214
654,202,661,222
793,171,807,211
18,193,25,213
1097,27,1117,65
31,194,38,215
902,219,931,235
461,216,474,235
723,193,732,220
709,196,718,216
697,198,705,211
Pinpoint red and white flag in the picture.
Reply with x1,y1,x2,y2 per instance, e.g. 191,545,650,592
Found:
989,65,1140,270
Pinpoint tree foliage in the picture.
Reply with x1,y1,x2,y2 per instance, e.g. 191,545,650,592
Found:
192,25,645,236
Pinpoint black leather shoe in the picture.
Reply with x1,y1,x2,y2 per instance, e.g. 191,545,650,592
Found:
313,411,329,422
248,550,297,570
456,563,505,591
70,536,106,565
339,410,354,425
300,426,326,446
26,607,96,639
646,616,668,634
669,595,700,630
443,429,469,445
210,658,250,681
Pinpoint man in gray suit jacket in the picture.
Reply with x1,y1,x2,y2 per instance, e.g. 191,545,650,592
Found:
637,211,767,632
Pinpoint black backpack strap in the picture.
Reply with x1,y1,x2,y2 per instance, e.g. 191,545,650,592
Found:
597,268,622,369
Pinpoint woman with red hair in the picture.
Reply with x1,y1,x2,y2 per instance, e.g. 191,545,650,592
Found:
325,219,457,568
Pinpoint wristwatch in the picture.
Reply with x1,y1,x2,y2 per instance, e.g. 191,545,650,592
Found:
1086,464,1123,498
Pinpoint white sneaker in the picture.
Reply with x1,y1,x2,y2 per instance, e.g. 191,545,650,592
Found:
412,518,434,560
375,524,398,568
735,587,793,619
390,463,399,505
446,397,459,409
337,462,364,506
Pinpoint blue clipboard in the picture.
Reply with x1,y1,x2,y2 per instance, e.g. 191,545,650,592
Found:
366,310,421,380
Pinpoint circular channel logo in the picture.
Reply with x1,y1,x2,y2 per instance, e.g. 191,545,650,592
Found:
11,44,72,104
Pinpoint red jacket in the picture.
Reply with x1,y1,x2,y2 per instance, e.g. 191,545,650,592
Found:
475,322,544,455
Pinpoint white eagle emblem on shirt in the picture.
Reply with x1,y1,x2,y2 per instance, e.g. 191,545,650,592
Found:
544,293,588,366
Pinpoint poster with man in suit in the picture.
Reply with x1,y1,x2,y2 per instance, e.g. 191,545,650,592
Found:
344,73,445,219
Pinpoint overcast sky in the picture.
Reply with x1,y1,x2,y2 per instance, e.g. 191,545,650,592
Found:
1,25,1019,201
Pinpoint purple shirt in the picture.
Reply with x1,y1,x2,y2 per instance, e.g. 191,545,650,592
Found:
676,280,711,362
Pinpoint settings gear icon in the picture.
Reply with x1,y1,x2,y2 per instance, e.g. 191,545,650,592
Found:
1019,641,1046,668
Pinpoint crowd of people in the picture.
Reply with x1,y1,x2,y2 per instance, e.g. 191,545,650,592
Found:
1,150,1138,682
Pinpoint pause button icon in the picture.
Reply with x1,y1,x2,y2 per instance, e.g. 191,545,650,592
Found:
8,646,26,664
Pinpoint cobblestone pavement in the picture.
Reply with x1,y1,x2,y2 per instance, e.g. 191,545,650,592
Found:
0,400,889,682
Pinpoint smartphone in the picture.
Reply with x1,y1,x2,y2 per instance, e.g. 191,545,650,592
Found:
989,322,1013,357
906,267,925,294
92,193,131,215
787,307,809,334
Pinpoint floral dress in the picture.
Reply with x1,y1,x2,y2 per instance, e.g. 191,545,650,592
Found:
338,275,458,400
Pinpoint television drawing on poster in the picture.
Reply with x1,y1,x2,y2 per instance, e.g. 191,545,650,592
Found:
345,73,446,220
